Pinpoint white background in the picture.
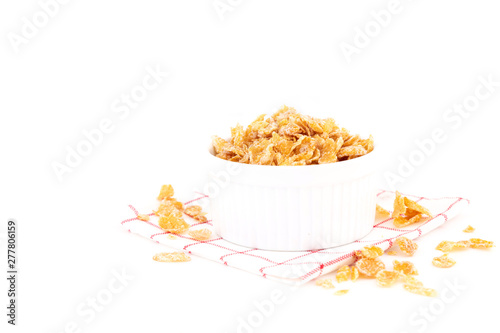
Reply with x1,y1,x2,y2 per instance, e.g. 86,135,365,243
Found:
1,0,499,332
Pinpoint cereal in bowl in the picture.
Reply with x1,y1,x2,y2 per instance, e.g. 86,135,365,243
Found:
212,106,373,165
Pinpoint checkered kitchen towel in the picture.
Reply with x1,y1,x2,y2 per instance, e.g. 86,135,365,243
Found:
120,190,469,286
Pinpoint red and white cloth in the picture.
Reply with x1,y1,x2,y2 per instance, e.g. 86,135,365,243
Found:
120,190,469,285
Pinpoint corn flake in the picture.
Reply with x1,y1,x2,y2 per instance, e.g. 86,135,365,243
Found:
315,279,335,289
188,228,212,241
153,252,191,263
463,225,475,233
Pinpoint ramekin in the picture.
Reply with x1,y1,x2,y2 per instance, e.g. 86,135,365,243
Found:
205,144,378,251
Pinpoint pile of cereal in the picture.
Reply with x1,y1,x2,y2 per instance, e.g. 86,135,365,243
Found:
315,193,494,296
146,185,211,263
212,106,373,165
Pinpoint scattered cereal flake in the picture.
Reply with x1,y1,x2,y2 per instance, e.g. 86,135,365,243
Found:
194,215,208,223
354,250,364,260
185,205,203,217
403,285,437,297
360,245,384,259
392,192,432,224
463,225,475,233
153,252,191,262
355,258,385,277
393,215,412,228
157,185,174,201
396,237,418,256
336,265,351,283
393,260,418,275
315,279,335,289
137,214,150,221
376,270,401,287
334,290,349,296
166,234,177,240
387,251,398,256
469,238,494,249
436,240,470,253
158,214,189,234
376,204,391,217
168,199,184,211
156,200,184,216
393,212,422,228
351,267,359,282
432,254,456,268
188,228,212,241
435,241,456,253
403,197,432,217
407,213,422,224
392,191,406,218
454,240,471,249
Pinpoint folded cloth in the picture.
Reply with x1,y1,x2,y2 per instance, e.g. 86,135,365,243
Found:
120,190,469,286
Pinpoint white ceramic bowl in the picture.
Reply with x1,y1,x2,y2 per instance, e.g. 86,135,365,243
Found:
206,144,378,251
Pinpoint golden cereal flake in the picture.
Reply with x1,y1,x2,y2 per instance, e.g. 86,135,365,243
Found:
358,135,374,153
396,237,418,256
168,199,184,211
336,265,351,283
387,251,398,256
184,205,203,217
231,124,245,147
360,245,384,259
194,215,208,223
435,241,456,253
463,225,475,233
158,214,189,234
155,200,179,217
432,254,456,268
337,145,367,159
406,213,422,225
436,240,470,253
393,215,412,228
355,258,385,277
334,290,349,296
403,197,432,217
393,260,418,275
454,240,471,249
157,185,174,201
153,252,191,262
343,134,359,147
351,267,359,282
393,212,422,228
315,279,335,289
375,270,401,287
392,191,406,218
469,238,494,249
137,214,150,221
376,204,391,217
166,234,177,240
188,228,212,241
392,192,432,220
403,285,437,297
318,137,343,164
